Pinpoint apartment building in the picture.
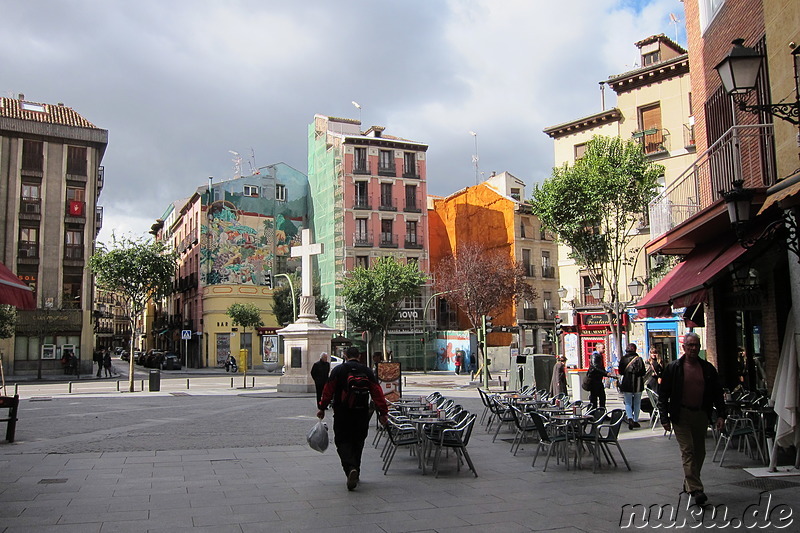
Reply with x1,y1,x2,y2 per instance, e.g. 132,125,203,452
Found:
0,95,107,376
543,35,695,366
307,115,430,367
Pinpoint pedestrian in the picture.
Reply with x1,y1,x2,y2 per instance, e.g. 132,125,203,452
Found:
317,346,389,491
454,350,463,375
657,332,726,506
469,355,478,381
310,352,330,406
619,343,646,429
93,349,103,377
645,347,663,391
103,349,114,378
587,342,614,409
550,355,568,397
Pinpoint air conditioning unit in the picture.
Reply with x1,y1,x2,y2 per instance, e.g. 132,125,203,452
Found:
558,310,575,327
25,202,40,214
19,248,29,258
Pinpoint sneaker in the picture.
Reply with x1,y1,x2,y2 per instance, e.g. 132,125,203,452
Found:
632,421,641,428
346,469,359,491
628,420,635,430
691,491,708,505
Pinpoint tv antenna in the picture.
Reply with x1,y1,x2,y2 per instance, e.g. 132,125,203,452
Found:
229,150,242,178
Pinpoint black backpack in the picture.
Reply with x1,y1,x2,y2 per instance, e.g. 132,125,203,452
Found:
341,364,372,409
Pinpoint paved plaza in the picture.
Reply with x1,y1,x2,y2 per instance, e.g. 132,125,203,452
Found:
1,369,798,532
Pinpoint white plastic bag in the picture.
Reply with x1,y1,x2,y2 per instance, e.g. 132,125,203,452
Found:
307,420,329,453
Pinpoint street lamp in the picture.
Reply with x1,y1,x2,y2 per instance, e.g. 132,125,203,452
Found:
714,39,799,125
627,278,645,300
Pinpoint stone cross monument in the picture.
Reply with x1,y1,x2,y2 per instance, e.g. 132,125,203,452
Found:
277,229,335,393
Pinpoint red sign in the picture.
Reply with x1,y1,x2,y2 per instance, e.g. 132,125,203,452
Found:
69,201,84,216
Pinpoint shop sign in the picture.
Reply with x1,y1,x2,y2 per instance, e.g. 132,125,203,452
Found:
579,312,628,328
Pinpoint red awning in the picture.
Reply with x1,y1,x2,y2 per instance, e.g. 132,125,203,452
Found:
635,237,748,318
0,262,35,309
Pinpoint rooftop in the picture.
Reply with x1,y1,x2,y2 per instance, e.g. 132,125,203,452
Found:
0,94,102,130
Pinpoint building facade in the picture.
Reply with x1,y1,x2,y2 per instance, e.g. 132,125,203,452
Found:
308,115,430,367
1,95,107,376
543,35,696,368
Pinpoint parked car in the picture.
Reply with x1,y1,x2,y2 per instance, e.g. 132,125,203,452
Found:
136,351,149,365
161,354,182,370
142,350,165,368
330,354,343,370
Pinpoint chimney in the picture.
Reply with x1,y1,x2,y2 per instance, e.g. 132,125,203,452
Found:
18,93,24,101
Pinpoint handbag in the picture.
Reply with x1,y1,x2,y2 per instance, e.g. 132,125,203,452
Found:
581,372,592,392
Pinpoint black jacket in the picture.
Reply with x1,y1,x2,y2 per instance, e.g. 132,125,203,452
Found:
657,356,726,425
619,353,645,393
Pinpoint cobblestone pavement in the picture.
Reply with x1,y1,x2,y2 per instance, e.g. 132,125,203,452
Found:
1,371,798,532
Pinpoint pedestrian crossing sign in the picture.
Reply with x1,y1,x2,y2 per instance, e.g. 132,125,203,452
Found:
182,330,192,340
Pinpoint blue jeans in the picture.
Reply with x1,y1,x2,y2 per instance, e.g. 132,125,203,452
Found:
623,392,642,422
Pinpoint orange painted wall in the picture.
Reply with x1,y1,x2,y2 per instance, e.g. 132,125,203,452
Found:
429,184,518,345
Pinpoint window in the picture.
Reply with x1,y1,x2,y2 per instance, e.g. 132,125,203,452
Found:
66,187,86,216
520,216,528,238
354,218,369,246
67,187,85,202
403,152,417,177
699,0,726,31
19,227,38,258
66,146,87,176
380,219,394,246
21,140,43,172
21,182,41,214
642,51,661,66
404,184,418,211
510,188,521,201
62,270,83,309
638,103,664,154
405,220,419,247
522,249,533,277
354,181,369,208
65,230,83,260
355,256,369,269
543,291,552,316
380,183,394,210
354,147,368,173
275,184,286,201
541,251,554,278
243,185,260,197
378,150,394,175
574,143,586,160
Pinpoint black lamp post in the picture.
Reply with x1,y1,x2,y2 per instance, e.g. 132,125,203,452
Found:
714,39,800,125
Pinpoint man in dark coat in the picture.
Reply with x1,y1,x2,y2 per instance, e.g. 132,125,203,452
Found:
310,352,330,405
619,343,646,429
657,332,726,506
317,347,389,491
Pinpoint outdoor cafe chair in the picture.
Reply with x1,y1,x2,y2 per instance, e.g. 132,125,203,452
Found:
529,410,570,471
509,405,538,456
428,413,478,478
490,396,516,442
581,408,631,473
382,419,420,475
712,416,764,467
645,387,672,439
477,388,495,425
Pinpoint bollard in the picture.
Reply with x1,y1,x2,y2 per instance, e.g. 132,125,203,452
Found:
117,380,120,392
69,382,73,393
14,383,19,396
186,378,190,390
251,377,255,388
141,379,145,392
230,377,234,388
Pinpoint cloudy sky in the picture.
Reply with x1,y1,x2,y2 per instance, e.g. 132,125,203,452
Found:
3,0,686,241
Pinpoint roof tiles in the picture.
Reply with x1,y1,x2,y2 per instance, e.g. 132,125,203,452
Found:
0,96,101,129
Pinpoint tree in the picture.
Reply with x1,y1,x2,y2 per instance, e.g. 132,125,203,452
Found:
531,135,663,358
0,305,15,339
342,256,427,360
226,302,264,385
271,274,330,326
89,234,177,392
433,242,536,383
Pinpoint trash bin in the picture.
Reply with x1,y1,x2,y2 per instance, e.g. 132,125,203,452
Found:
149,369,161,392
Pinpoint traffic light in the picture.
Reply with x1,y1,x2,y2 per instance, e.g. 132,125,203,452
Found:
482,315,493,335
554,314,563,337
265,271,273,289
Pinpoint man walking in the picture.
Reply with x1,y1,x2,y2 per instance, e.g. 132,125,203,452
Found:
310,352,330,406
317,347,389,491
657,332,726,506
619,343,646,429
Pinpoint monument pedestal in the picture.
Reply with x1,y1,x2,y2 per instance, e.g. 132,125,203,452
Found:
277,315,335,393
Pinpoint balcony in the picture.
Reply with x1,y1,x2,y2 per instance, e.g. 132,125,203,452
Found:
65,244,84,260
402,163,420,179
353,232,373,247
18,242,38,259
523,264,536,278
353,161,371,175
403,195,421,213
97,166,105,191
379,233,398,248
683,124,696,150
378,197,396,211
353,194,371,210
378,164,396,177
404,234,423,249
95,206,104,235
20,197,41,215
632,128,668,155
522,308,538,321
648,124,775,241
541,265,555,279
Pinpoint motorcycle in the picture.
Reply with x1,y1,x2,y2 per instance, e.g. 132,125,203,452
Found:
225,356,238,373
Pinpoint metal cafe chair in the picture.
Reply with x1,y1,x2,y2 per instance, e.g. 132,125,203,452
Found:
427,413,478,478
529,410,570,471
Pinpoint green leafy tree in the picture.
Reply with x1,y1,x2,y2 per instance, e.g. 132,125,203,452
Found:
226,302,264,383
271,274,330,326
342,256,427,360
0,305,15,340
531,135,662,357
89,234,177,392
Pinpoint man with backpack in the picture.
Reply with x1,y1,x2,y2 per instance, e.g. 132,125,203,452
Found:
317,346,389,491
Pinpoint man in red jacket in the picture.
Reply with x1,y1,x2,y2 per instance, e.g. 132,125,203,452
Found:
317,347,389,491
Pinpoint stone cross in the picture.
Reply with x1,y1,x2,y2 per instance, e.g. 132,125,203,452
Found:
291,229,324,319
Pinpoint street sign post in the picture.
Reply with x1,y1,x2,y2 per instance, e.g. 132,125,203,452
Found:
182,330,191,368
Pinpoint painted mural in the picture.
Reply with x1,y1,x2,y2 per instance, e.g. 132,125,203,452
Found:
434,330,472,371
200,167,307,286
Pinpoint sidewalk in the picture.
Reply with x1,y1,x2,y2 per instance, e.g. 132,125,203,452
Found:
1,378,797,532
